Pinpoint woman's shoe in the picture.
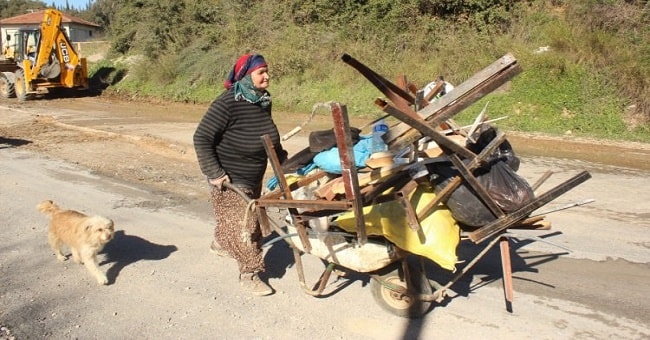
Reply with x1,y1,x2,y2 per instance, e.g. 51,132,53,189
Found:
209,240,230,257
239,272,273,296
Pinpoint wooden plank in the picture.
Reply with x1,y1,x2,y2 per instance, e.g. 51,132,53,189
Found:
407,82,419,96
510,215,552,230
341,54,415,114
262,135,291,197
531,170,553,192
313,176,345,200
362,173,413,205
416,132,507,218
396,74,408,92
416,176,461,218
261,135,312,252
385,54,521,151
256,206,272,237
423,79,445,102
395,180,421,231
415,90,426,111
331,163,408,194
500,236,514,313
331,103,368,245
376,99,477,160
255,199,352,210
260,170,328,200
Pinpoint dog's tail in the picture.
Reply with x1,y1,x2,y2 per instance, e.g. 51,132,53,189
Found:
36,200,60,217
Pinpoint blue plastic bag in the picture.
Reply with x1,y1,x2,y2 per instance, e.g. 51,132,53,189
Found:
312,136,372,174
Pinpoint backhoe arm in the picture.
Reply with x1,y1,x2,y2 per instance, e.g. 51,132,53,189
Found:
24,9,88,89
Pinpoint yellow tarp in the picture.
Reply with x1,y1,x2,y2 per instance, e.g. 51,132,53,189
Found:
335,183,460,271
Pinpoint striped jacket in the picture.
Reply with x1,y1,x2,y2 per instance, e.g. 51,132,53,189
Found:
193,87,287,189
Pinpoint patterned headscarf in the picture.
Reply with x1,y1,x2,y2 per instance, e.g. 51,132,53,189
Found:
224,54,267,89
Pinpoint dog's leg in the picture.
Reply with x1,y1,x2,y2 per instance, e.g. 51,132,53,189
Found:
81,248,108,285
70,247,82,264
48,231,67,261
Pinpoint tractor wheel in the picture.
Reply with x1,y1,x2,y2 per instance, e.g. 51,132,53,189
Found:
14,69,28,101
370,261,433,318
0,73,16,98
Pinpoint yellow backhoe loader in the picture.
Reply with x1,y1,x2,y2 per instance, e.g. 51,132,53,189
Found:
0,9,88,100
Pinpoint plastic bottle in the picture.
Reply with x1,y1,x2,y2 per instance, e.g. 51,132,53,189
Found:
371,119,389,153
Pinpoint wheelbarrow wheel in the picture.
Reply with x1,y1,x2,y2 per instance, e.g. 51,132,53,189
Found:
370,261,432,318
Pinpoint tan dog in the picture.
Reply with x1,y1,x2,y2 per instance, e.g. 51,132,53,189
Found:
37,200,115,285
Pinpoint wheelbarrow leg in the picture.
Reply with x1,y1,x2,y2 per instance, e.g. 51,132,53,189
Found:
293,248,307,288
500,236,514,313
292,246,337,296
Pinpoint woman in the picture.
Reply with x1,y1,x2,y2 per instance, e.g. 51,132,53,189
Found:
193,54,287,296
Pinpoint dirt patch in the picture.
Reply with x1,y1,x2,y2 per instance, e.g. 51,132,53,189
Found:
507,131,650,171
0,115,205,204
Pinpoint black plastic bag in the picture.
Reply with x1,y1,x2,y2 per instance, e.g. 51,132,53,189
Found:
428,160,534,228
308,127,361,153
282,147,316,173
427,124,535,228
428,162,495,227
467,124,520,171
482,160,535,212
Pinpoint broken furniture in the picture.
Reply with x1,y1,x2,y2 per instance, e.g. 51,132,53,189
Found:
247,53,591,317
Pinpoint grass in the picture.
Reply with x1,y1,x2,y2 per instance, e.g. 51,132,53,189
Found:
90,49,649,144
86,1,650,144
457,54,629,137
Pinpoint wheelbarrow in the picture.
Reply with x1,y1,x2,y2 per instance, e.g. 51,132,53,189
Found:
235,54,591,317
224,103,590,318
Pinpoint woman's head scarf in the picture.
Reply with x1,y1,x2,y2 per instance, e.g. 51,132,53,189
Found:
224,54,267,89
224,54,271,108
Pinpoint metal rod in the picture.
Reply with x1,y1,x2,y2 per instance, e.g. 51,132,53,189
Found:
443,235,502,291
532,199,595,217
439,116,508,134
531,170,553,192
500,236,514,312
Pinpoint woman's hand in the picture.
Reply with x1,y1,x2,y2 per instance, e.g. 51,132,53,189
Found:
209,175,231,190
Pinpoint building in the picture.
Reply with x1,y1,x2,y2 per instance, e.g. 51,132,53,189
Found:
0,10,101,51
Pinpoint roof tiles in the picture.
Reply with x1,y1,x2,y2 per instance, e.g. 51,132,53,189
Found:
0,10,99,27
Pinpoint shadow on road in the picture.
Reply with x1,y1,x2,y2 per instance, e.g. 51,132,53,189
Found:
263,237,294,280
0,136,32,149
424,232,569,307
262,232,369,297
101,230,178,285
262,228,571,340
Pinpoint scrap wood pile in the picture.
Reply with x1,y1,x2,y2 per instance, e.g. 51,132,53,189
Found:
256,53,592,273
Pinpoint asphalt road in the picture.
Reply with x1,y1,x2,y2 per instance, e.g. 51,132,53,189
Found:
1,98,649,339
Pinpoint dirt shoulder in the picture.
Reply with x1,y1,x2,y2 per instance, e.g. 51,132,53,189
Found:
1,96,649,206
3,96,650,174
506,131,650,171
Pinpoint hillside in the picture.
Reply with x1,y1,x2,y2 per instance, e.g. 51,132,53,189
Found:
4,0,649,142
